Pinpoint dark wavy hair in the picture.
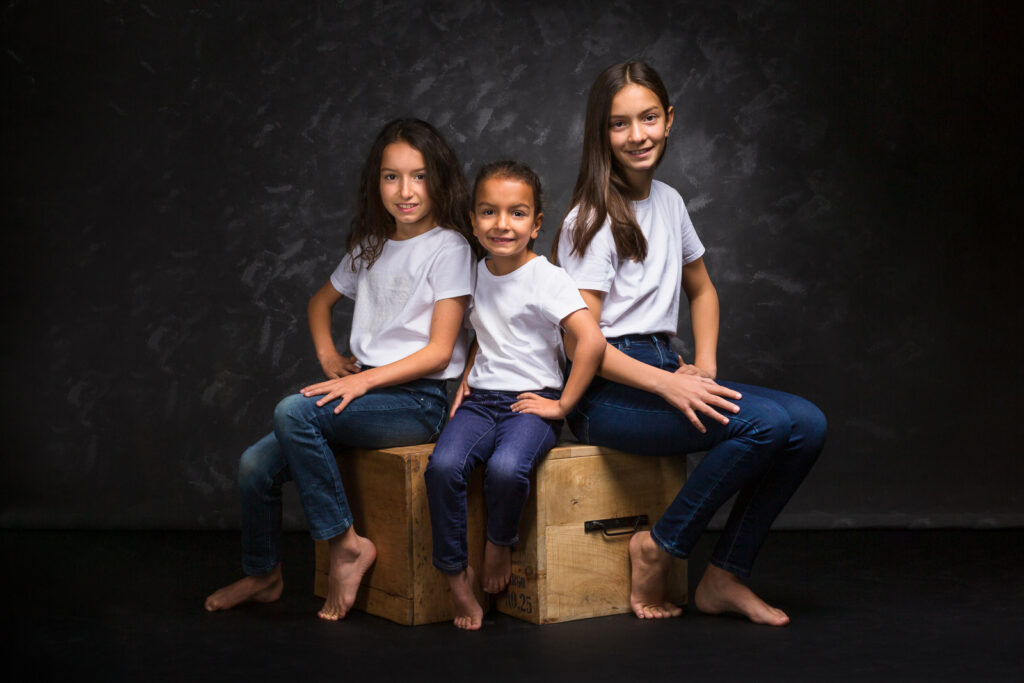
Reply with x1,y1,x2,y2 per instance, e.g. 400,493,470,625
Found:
347,118,481,269
472,159,544,248
552,61,671,263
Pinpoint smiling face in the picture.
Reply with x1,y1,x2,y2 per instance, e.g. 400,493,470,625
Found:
607,83,674,194
471,176,542,275
379,141,435,238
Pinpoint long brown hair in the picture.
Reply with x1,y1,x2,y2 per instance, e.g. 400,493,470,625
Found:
348,118,481,269
552,61,672,263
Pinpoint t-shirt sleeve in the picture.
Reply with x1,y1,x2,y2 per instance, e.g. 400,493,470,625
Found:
557,212,616,292
329,253,358,298
538,265,588,325
678,200,706,266
427,237,474,301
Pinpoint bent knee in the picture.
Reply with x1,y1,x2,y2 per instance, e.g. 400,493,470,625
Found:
734,399,792,450
238,445,274,492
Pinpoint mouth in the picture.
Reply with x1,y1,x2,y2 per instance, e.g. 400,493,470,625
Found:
625,146,654,158
395,203,419,213
486,235,516,245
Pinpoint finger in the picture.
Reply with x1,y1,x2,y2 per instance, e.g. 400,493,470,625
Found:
683,406,706,433
706,396,740,414
302,383,329,397
696,401,730,425
334,395,353,414
701,379,741,400
449,396,463,419
515,392,541,401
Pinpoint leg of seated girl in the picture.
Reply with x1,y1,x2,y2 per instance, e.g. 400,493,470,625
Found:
481,411,558,594
274,386,444,620
578,380,793,621
205,433,288,611
425,397,497,630
695,382,826,625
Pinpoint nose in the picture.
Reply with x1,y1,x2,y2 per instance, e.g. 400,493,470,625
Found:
399,176,413,198
497,211,510,230
628,120,644,144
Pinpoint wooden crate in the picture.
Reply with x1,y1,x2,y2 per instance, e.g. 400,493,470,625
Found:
313,444,487,626
498,444,688,624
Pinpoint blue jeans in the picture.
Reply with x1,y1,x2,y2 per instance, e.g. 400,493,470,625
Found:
567,334,826,578
424,390,562,573
237,378,447,575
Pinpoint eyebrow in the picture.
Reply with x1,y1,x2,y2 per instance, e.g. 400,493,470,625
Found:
477,202,532,210
609,107,660,118
380,167,426,173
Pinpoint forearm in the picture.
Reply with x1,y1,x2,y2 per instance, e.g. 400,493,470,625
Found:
558,330,604,412
352,342,453,391
688,287,719,377
596,342,676,397
308,283,344,362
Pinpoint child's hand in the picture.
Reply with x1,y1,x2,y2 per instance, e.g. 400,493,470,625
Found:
674,362,715,379
319,352,361,379
449,379,471,419
300,373,373,414
511,393,566,420
656,371,740,433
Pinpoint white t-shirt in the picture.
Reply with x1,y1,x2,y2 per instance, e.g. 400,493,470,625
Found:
557,180,705,337
330,227,473,380
467,256,587,392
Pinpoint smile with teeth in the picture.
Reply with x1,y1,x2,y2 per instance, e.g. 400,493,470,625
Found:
396,203,419,211
626,147,653,157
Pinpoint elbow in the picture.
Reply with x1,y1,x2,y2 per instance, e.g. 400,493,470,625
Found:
425,346,454,375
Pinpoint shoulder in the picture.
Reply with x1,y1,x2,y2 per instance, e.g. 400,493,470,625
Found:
427,227,471,250
651,179,685,205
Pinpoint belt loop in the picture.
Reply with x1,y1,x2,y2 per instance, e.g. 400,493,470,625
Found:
622,336,631,350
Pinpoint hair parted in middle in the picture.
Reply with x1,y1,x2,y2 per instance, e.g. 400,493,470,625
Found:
472,159,544,215
347,118,483,269
552,60,672,264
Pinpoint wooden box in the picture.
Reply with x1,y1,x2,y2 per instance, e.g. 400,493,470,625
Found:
313,444,487,626
498,444,688,624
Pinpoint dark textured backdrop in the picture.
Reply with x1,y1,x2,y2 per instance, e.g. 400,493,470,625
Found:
3,0,1022,529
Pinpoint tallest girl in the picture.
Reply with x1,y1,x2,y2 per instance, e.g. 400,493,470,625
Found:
555,61,826,625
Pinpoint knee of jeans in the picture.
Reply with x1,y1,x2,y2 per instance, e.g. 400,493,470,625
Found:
736,399,792,451
238,445,272,493
424,451,467,490
272,393,314,433
797,402,828,456
484,455,530,491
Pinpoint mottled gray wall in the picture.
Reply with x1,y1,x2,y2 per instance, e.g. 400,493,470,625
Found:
3,0,1022,529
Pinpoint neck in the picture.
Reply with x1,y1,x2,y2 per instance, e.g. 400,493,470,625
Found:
623,168,655,200
391,220,435,241
486,250,537,277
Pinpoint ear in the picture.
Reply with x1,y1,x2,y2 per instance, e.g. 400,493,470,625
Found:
665,105,675,136
531,212,543,239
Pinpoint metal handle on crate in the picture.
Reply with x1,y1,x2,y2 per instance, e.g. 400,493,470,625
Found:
584,515,649,537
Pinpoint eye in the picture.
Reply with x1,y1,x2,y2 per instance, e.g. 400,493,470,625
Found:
415,173,426,181
609,120,626,129
645,113,658,122
383,173,397,181
480,208,494,216
513,210,527,218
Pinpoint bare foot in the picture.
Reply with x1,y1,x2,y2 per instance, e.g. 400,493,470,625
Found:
482,541,511,594
446,567,484,630
318,528,377,621
628,531,683,619
204,564,283,612
694,564,790,626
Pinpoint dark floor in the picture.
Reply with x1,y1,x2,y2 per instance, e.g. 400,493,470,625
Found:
4,529,1022,682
